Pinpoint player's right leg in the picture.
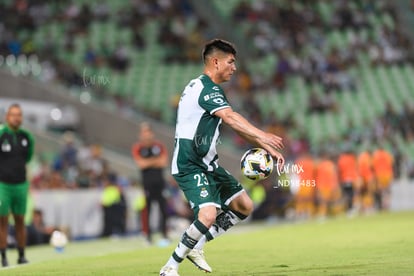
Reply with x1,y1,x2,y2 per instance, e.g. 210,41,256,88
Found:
160,206,215,276
160,172,219,275
11,182,30,264
189,167,252,271
0,216,8,267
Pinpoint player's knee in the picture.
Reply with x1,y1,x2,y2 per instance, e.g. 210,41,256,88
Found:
197,207,217,227
241,197,254,215
233,194,254,216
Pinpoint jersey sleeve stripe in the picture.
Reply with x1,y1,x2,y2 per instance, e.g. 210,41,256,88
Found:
210,105,230,115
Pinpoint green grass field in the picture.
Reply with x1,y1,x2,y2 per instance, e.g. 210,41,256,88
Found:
2,211,414,275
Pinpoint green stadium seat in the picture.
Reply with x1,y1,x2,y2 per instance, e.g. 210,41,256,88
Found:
13,0,410,154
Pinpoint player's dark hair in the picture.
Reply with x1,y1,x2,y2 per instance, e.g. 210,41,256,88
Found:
202,39,236,63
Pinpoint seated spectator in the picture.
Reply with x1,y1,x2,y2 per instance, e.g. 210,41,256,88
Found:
77,144,108,188
84,46,99,66
101,173,127,237
76,4,92,34
132,26,146,50
26,209,57,246
308,90,337,113
93,0,110,21
272,51,292,91
109,43,129,72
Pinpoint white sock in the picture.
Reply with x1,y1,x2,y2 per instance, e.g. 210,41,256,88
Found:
165,219,208,269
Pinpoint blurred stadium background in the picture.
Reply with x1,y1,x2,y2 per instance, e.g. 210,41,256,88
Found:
1,0,414,244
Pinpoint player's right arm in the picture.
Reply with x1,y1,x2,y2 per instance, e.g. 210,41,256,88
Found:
214,107,285,167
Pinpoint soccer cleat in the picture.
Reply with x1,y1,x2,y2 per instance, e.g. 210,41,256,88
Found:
17,257,29,265
1,258,8,267
159,265,180,276
187,249,212,273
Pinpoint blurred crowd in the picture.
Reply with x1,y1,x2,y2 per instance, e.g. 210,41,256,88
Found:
231,0,412,93
29,132,118,189
0,0,203,113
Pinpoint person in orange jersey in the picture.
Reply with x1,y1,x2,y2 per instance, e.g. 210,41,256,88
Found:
315,151,341,218
337,148,359,213
357,149,375,213
294,152,316,219
372,146,394,210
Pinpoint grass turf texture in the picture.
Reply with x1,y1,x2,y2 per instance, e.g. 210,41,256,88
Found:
2,211,413,275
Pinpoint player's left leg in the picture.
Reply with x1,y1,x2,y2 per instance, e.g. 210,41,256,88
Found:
11,182,29,264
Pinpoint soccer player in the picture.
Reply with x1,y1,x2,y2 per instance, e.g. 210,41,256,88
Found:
159,39,284,276
294,152,316,219
357,149,375,213
372,146,394,210
0,104,35,267
337,148,359,213
315,151,341,218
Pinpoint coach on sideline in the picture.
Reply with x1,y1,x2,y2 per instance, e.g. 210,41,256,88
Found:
0,103,35,267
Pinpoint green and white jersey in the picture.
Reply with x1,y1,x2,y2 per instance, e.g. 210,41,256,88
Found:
172,74,230,175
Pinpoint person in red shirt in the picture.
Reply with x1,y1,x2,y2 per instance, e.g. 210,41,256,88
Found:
132,122,169,244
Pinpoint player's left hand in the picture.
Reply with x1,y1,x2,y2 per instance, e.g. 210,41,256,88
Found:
273,151,285,171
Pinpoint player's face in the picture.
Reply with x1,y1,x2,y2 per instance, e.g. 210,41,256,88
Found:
216,54,236,83
6,106,23,131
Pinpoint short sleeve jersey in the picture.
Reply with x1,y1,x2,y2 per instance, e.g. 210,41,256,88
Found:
171,74,230,175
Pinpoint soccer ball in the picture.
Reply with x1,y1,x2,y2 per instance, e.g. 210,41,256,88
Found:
241,148,274,180
50,230,68,251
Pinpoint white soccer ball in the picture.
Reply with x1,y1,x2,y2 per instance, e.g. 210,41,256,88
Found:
241,148,274,181
50,230,68,249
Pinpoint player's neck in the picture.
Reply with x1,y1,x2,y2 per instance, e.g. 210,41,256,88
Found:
203,69,223,84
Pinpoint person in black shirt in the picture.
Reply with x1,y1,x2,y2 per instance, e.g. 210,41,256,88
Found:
132,122,169,244
0,104,34,267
